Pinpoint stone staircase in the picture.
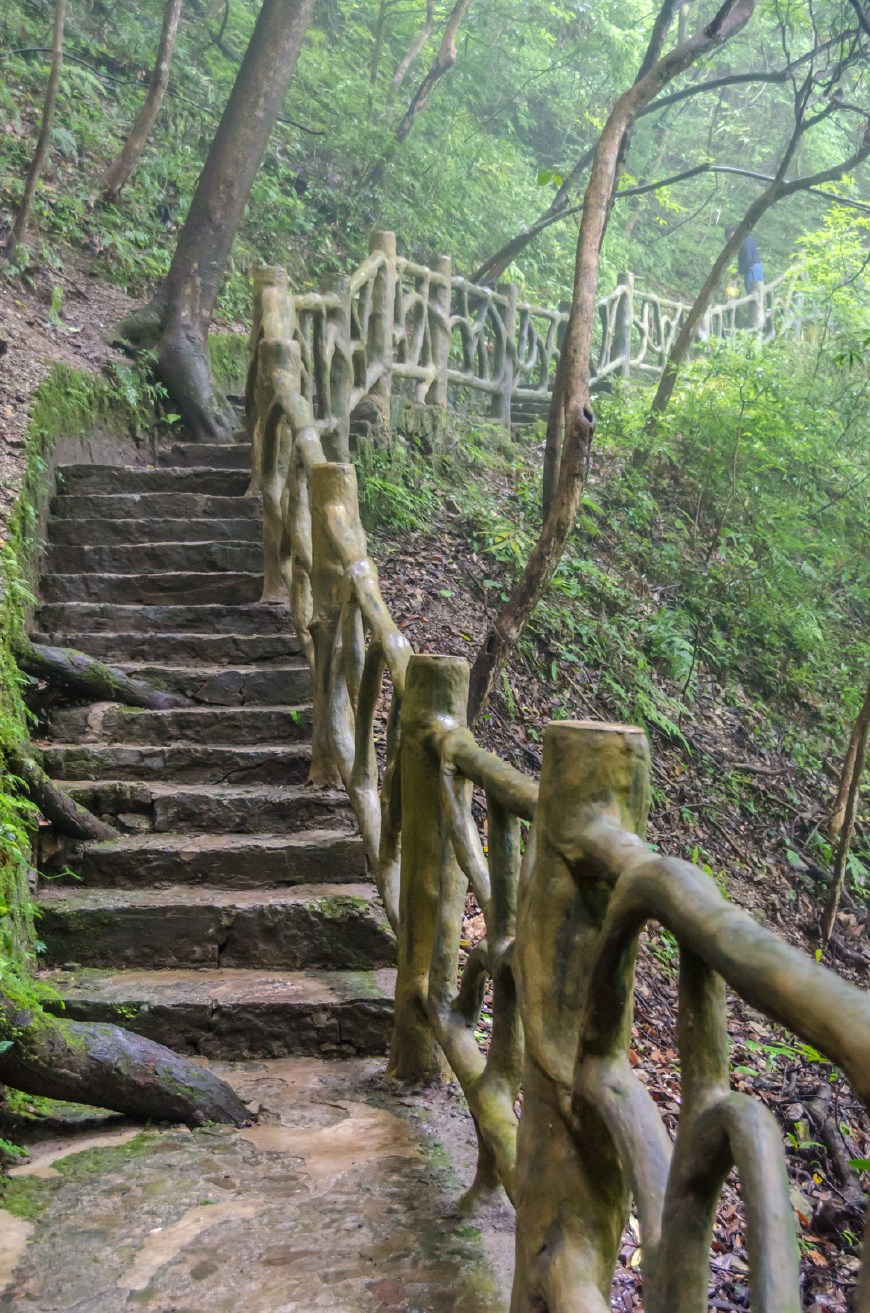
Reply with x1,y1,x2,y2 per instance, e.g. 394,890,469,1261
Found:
31,434,396,1060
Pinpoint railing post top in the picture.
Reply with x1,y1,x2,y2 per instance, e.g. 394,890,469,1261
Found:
539,720,650,837
434,253,452,275
404,654,469,725
497,281,519,304
320,271,351,294
617,271,634,289
310,460,358,501
370,229,397,257
254,265,288,289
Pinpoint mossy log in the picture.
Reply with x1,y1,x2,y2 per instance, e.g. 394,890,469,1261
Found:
19,640,192,710
0,996,250,1126
11,750,119,841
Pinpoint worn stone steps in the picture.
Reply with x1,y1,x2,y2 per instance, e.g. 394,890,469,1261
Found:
56,782,354,836
38,883,395,970
41,570,263,606
53,491,261,519
40,741,312,785
158,442,252,469
46,540,263,576
113,661,308,703
35,601,292,636
49,703,313,746
31,629,298,665
45,966,396,1057
57,465,249,496
47,517,262,546
43,828,363,886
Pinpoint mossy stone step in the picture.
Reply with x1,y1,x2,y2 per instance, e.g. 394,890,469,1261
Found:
35,602,292,636
40,741,311,785
52,491,261,519
38,883,396,971
158,442,252,469
44,828,363,886
47,517,262,546
44,966,396,1058
41,571,263,606
30,629,298,665
49,703,313,746
46,540,263,575
55,783,354,837
57,465,249,496
108,661,309,703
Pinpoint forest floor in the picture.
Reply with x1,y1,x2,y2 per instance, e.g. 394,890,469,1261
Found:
0,260,867,1311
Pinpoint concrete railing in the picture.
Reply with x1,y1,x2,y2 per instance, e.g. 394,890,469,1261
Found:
245,261,869,1313
251,230,803,439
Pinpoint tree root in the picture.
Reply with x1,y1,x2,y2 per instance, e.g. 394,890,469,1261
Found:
0,996,250,1126
19,640,192,710
11,749,119,841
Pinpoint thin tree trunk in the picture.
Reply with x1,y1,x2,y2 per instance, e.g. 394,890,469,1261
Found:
647,122,870,421
102,0,184,204
387,0,434,105
139,0,315,442
831,676,870,841
822,673,870,944
395,0,471,143
467,0,758,721
18,639,192,710
8,0,66,251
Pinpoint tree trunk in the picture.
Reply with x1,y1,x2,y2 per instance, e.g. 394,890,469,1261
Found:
19,639,192,710
394,0,471,143
467,0,758,721
146,0,315,442
821,672,870,944
387,0,435,105
7,0,66,252
102,0,184,204
11,749,119,841
831,675,870,842
0,995,249,1126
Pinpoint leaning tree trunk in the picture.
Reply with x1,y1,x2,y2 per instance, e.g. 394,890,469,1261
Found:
822,672,870,945
7,0,66,252
394,0,471,142
102,0,184,204
467,0,757,722
150,0,315,442
0,992,249,1126
18,639,192,710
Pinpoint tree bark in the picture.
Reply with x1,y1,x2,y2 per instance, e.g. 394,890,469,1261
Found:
822,672,870,943
101,0,184,204
7,0,66,252
647,121,870,420
11,749,119,841
19,639,192,710
395,0,471,143
128,0,315,442
831,675,870,841
467,0,758,721
387,0,434,105
0,996,249,1126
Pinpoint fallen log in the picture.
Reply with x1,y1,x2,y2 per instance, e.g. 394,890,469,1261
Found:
0,995,250,1127
17,640,192,710
11,750,119,841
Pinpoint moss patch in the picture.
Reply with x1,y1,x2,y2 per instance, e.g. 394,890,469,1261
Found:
209,333,248,397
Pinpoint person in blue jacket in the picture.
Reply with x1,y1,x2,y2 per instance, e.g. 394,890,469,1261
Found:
725,226,764,292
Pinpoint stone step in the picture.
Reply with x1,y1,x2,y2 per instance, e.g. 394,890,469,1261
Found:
45,540,263,576
45,827,362,885
30,629,298,665
44,965,395,1058
41,571,263,606
112,661,308,704
40,741,311,785
35,602,292,636
53,492,261,520
158,442,252,469
49,703,312,746
56,465,249,497
47,517,262,546
38,883,396,971
56,783,353,837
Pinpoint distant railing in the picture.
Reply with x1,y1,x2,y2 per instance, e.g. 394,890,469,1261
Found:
254,230,804,440
245,260,869,1313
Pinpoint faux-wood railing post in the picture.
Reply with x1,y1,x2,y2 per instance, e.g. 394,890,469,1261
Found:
426,254,452,408
388,653,469,1083
368,229,397,419
511,721,650,1313
491,281,517,424
308,463,359,788
319,272,353,462
615,272,634,378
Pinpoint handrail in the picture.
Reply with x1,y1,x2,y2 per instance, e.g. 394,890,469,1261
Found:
246,247,868,1313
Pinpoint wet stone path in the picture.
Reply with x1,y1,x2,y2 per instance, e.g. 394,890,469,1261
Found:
1,1058,512,1313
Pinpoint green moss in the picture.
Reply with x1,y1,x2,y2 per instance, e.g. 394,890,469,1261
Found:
209,332,249,397
0,1176,56,1219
